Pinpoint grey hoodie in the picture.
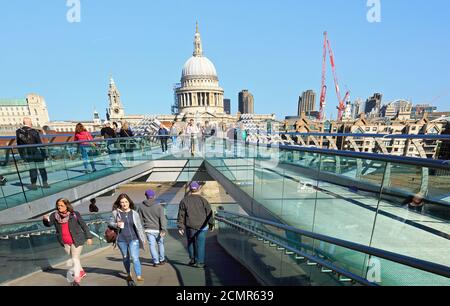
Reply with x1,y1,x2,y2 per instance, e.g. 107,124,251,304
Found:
138,199,167,232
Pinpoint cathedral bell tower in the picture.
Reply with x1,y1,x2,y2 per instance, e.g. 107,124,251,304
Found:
106,75,125,120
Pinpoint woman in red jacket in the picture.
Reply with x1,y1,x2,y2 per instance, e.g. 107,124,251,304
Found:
74,123,97,173
43,198,93,286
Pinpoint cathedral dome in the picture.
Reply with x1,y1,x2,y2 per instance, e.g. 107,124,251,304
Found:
182,56,217,79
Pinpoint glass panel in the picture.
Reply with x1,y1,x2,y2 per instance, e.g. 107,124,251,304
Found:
370,163,450,268
313,153,386,247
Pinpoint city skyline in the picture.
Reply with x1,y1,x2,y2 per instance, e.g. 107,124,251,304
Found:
0,1,449,121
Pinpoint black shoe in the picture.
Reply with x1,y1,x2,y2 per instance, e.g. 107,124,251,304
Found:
29,184,38,190
188,259,196,266
152,263,159,267
158,260,166,266
42,182,50,188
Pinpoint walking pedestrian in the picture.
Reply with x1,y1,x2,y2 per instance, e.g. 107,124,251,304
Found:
185,119,199,156
43,198,93,286
158,124,169,153
138,189,167,267
170,122,178,150
74,123,97,173
177,181,214,268
110,194,146,282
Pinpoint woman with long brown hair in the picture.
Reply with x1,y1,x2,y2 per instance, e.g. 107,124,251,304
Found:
74,123,97,173
43,198,93,286
109,194,146,283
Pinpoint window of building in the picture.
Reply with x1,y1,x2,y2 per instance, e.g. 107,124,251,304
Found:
372,127,377,131
365,127,370,131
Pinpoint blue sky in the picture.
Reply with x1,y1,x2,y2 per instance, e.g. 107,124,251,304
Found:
0,0,449,121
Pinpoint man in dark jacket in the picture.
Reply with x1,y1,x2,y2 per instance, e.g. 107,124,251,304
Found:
139,189,167,267
158,124,169,153
16,117,49,190
177,181,214,268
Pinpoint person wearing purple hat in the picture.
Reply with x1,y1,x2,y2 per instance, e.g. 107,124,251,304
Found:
138,189,167,267
177,181,214,268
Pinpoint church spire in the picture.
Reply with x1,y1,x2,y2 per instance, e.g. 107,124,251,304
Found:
109,73,115,87
193,21,203,57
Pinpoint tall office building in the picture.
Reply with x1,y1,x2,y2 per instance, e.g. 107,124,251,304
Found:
224,99,231,114
298,90,316,116
364,93,383,116
238,90,254,114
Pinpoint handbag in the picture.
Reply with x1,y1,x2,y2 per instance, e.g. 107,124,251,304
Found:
104,226,118,243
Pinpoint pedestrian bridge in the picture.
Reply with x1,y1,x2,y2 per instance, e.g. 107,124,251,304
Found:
0,135,449,286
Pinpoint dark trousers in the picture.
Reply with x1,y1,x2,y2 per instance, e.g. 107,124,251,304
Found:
30,167,48,184
160,138,168,152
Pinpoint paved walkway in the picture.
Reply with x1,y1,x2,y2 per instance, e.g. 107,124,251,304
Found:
6,229,258,286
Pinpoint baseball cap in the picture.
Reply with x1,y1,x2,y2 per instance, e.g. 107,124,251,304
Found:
145,189,156,198
190,181,200,191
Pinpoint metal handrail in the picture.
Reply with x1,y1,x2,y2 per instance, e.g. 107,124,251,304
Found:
0,135,172,150
274,132,450,140
216,215,376,286
241,140,450,169
216,210,450,279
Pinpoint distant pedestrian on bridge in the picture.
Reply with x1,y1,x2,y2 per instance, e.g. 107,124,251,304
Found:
43,198,93,286
158,124,169,153
16,117,49,190
74,123,97,174
170,122,179,150
177,181,215,268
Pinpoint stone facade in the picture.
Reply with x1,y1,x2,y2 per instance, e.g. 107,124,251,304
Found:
0,94,50,135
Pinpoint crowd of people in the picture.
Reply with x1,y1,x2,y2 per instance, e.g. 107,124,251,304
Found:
11,118,139,190
42,181,214,286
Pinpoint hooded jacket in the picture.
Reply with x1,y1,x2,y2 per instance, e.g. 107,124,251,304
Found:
138,199,167,232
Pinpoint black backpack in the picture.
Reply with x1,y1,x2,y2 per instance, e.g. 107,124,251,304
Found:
17,128,35,145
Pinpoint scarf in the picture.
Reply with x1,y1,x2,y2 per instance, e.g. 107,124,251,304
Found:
54,211,71,224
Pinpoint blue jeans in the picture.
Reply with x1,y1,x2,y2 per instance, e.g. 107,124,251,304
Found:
186,228,207,264
80,146,96,171
117,240,142,277
146,232,165,264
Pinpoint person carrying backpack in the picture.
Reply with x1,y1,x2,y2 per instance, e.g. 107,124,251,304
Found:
16,117,49,190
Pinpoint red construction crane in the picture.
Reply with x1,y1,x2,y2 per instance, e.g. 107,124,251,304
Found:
318,32,328,121
318,31,347,121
